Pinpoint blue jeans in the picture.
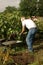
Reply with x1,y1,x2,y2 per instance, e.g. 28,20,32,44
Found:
26,28,37,52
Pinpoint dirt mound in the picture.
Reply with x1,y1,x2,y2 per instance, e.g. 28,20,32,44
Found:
12,51,34,65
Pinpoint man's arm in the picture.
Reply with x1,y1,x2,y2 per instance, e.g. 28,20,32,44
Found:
20,26,25,35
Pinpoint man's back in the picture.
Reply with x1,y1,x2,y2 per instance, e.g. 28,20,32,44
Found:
22,19,36,29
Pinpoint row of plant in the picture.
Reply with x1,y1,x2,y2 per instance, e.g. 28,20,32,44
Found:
0,7,43,40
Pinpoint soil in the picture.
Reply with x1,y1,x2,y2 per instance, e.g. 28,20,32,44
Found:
12,51,34,65
12,40,43,65
0,40,43,65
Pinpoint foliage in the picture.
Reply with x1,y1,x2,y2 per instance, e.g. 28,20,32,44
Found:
29,61,39,65
19,0,38,16
0,6,43,40
39,0,43,16
0,1,43,65
35,17,43,30
0,7,22,39
19,0,43,16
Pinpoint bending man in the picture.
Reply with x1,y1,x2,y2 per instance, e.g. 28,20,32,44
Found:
20,17,37,52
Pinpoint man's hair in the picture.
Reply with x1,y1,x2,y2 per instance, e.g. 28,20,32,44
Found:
21,16,25,22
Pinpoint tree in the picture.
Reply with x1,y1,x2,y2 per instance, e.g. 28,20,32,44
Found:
39,0,43,16
4,6,17,13
19,0,37,16
0,6,22,39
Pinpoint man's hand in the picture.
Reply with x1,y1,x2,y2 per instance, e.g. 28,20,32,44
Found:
19,32,22,36
20,26,25,36
23,32,27,35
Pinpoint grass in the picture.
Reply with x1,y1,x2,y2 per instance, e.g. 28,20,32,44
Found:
0,40,43,65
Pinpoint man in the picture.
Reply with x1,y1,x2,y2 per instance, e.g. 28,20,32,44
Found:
20,16,37,52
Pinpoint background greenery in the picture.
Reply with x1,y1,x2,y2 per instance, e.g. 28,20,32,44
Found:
0,0,43,40
0,0,43,65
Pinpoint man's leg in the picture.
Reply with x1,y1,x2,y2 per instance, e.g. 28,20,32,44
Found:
26,28,37,52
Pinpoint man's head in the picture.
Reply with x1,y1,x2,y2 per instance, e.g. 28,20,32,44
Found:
21,16,25,22
31,16,35,19
31,16,37,21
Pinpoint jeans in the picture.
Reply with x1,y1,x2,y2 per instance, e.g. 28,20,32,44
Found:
26,28,37,52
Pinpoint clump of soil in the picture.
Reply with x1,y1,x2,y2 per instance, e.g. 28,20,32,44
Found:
12,51,34,65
